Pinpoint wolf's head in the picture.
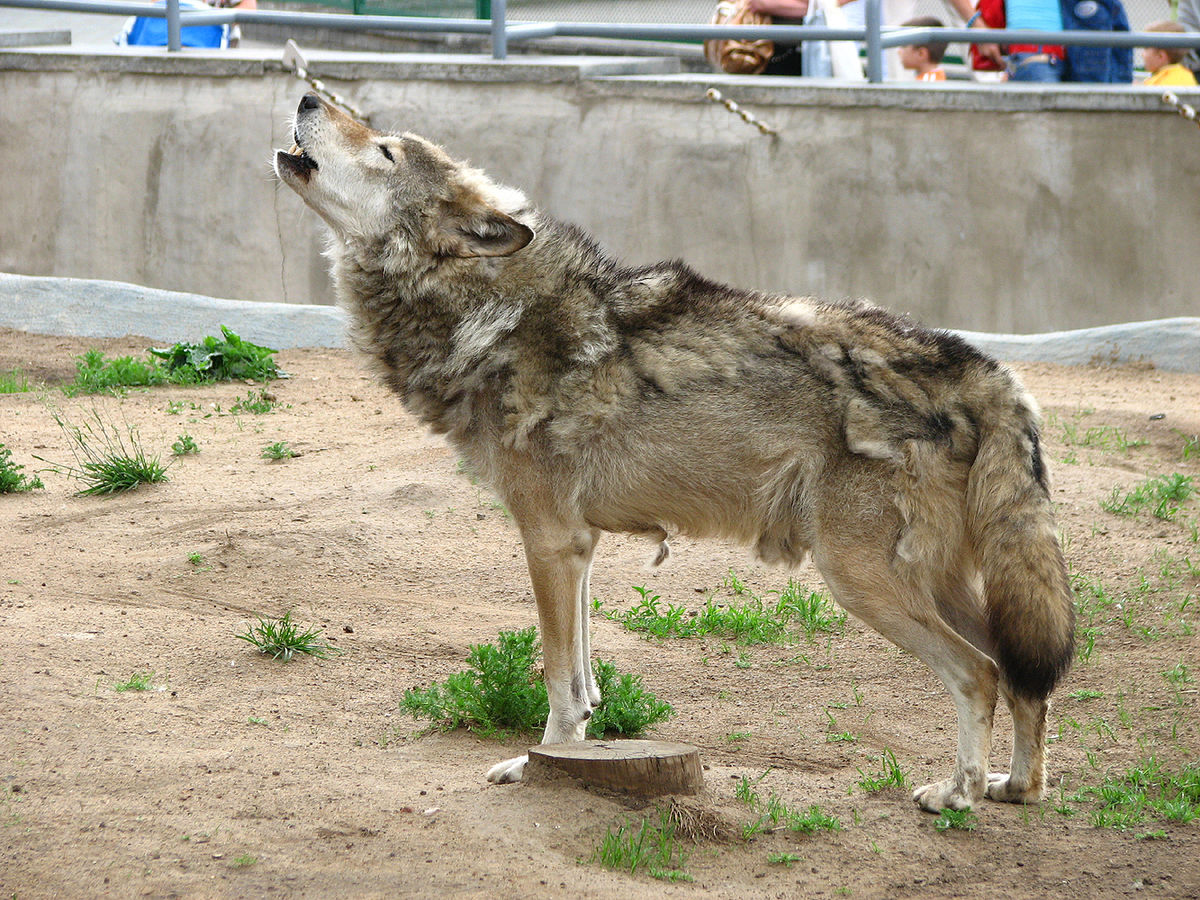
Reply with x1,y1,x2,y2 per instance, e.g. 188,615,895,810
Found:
275,94,534,263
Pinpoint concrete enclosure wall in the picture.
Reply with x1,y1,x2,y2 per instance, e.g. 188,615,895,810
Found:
1,48,1198,333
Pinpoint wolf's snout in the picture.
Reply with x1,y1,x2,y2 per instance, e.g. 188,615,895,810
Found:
299,93,320,113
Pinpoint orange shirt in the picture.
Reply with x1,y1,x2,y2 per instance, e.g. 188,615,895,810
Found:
1146,64,1198,87
918,68,947,82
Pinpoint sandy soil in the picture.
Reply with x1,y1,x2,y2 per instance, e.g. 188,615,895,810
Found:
1,328,1198,899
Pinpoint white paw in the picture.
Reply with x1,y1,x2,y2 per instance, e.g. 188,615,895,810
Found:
985,772,1042,804
485,754,528,784
912,778,976,813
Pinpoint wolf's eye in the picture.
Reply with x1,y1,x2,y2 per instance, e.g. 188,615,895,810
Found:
379,144,395,162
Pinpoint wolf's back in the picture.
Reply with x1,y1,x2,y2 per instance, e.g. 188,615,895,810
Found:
966,377,1074,699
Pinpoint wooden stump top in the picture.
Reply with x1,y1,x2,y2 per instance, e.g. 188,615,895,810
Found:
524,739,704,797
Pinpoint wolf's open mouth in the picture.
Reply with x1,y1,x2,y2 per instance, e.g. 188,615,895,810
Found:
289,142,318,172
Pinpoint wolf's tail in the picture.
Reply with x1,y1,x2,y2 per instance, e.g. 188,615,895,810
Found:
968,385,1075,700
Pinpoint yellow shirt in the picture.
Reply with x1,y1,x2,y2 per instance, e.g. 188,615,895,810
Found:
1146,64,1198,87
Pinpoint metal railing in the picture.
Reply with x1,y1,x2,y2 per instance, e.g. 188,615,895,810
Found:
4,0,1200,83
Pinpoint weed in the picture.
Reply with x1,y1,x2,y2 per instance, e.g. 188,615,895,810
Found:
1101,474,1194,521
399,628,672,738
247,716,269,727
1085,757,1200,828
1059,412,1146,453
0,443,44,493
149,326,280,382
236,611,341,662
602,577,843,646
590,807,691,882
1180,432,1199,461
171,433,199,456
736,774,841,838
0,369,32,393
855,749,910,793
230,854,257,868
261,441,297,460
188,552,205,566
1069,689,1105,701
230,389,278,415
768,852,802,867
113,671,157,692
726,731,751,743
37,409,168,495
933,808,977,832
66,349,166,395
1163,663,1193,686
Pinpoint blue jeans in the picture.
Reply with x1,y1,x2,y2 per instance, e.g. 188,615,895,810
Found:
1008,52,1064,82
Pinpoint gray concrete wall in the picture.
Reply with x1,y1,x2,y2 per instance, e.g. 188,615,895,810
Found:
1,47,1198,333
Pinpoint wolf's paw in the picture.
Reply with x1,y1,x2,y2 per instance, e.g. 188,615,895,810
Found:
486,754,528,784
985,773,1043,805
912,779,976,813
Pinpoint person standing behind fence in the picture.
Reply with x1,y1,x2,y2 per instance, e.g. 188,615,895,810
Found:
1179,0,1200,77
747,0,809,74
1141,21,1199,86
948,0,1066,82
899,16,948,80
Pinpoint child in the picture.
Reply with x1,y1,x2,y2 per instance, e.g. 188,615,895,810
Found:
1142,21,1199,86
899,16,950,82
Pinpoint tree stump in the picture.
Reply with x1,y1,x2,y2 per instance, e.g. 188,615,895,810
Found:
524,740,704,797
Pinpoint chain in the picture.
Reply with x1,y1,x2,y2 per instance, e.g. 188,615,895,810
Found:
1161,90,1199,131
704,87,778,136
282,39,371,126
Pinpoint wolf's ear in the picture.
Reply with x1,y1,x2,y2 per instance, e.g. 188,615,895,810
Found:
438,203,534,259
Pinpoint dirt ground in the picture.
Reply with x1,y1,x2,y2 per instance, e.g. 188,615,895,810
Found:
1,327,1198,899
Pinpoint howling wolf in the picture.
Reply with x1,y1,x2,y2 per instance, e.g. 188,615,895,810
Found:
275,93,1074,812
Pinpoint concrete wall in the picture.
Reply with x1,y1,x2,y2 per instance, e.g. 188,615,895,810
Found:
1,47,1198,333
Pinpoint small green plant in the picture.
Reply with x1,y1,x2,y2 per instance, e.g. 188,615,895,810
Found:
0,369,32,393
736,774,841,838
400,628,672,738
171,433,198,456
1163,663,1193,686
149,326,281,383
768,852,802,867
1180,432,1199,461
66,349,167,395
37,409,168,495
0,443,44,493
1101,474,1194,521
236,611,341,662
231,389,278,415
1085,758,1200,828
261,441,297,460
1069,689,1105,701
113,671,157,692
230,854,257,868
933,808,977,832
855,748,910,793
590,807,691,882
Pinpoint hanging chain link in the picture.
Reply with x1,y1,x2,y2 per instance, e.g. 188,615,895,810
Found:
282,39,371,126
704,87,778,136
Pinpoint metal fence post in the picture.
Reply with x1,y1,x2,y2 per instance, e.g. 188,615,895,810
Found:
865,0,882,83
166,0,181,51
491,0,506,59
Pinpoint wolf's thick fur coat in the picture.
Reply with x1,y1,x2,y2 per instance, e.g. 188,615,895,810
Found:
276,94,1074,812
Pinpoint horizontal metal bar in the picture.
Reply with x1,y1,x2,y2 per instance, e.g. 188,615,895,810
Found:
879,25,1200,50
505,22,558,42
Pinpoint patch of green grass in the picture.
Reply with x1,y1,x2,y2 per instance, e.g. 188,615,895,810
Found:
933,808,977,832
1101,474,1195,521
0,443,44,493
1085,758,1200,829
1069,689,1105,701
236,611,342,662
230,389,278,415
1179,432,1199,461
0,369,32,393
399,627,672,739
261,441,297,460
590,806,692,882
736,773,842,838
601,575,843,646
113,671,158,693
768,852,802,867
230,854,257,868
171,433,198,456
37,409,168,495
66,349,167,395
855,748,910,793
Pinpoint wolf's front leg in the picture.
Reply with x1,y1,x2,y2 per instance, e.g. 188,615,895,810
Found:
486,523,601,785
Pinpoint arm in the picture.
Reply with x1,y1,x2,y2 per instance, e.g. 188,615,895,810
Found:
944,0,1004,67
748,0,810,17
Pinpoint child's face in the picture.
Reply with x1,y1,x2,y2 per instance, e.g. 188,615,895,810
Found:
899,45,927,71
1142,46,1168,72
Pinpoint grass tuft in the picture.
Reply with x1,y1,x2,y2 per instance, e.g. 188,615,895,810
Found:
933,807,978,832
590,807,692,882
37,409,168,495
399,627,672,738
236,611,341,662
0,443,44,493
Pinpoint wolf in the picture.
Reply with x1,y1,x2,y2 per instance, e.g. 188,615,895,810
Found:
275,93,1075,812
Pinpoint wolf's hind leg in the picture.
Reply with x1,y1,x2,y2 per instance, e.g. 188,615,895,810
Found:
986,690,1049,804
485,522,599,785
817,554,999,812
